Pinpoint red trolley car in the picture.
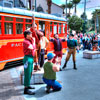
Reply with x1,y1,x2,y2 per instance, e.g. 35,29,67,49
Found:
0,7,67,70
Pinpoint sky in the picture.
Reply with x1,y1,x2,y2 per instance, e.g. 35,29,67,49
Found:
52,0,100,19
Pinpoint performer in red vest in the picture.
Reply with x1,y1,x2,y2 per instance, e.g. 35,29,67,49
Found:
50,34,66,71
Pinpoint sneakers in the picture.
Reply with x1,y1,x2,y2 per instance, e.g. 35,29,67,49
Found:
62,61,67,69
46,85,51,93
73,62,77,70
73,67,77,70
24,88,35,95
60,68,62,71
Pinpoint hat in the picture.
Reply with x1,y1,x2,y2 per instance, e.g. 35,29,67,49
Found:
47,53,54,60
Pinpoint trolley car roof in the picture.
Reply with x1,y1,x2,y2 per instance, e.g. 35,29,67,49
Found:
0,7,66,22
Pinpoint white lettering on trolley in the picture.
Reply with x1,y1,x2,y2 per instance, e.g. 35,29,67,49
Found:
11,43,23,47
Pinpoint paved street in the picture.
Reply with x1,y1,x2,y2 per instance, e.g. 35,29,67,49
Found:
0,51,100,100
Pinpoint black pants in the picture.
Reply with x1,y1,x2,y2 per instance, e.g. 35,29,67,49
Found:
38,49,45,67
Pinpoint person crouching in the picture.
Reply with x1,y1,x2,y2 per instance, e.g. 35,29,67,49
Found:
43,53,62,93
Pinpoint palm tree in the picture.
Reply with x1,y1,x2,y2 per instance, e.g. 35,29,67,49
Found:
92,10,100,33
47,0,52,14
67,2,73,16
61,4,66,9
61,2,73,17
72,0,81,14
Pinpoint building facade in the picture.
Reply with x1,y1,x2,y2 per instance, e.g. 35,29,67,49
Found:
35,0,64,16
0,0,64,17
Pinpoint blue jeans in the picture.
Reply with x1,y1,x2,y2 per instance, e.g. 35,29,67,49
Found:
43,77,62,91
98,40,100,46
38,49,45,67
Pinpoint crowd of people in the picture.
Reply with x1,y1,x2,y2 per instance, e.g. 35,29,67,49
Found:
22,15,100,95
67,32,100,52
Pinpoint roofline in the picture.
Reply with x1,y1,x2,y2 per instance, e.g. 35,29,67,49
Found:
52,2,64,10
0,6,66,22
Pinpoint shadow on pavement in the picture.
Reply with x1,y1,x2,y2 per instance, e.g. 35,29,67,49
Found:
0,83,23,100
34,86,47,98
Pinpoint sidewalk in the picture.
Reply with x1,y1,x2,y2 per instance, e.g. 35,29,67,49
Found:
0,50,100,100
0,69,25,100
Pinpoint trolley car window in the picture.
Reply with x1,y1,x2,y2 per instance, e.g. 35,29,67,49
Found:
54,26,57,34
0,23,1,34
50,25,52,33
0,16,1,20
63,24,65,33
16,18,23,22
5,23,13,34
54,22,57,25
16,23,23,34
5,17,13,21
50,22,52,33
54,23,57,34
26,19,32,23
59,25,61,34
26,24,32,30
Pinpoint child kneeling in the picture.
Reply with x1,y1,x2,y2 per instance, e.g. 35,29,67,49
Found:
43,53,62,93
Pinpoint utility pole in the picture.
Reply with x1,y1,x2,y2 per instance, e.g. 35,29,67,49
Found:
35,0,36,11
83,0,86,34
66,0,68,34
66,0,67,19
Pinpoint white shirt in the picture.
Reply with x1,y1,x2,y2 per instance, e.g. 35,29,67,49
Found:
40,36,49,49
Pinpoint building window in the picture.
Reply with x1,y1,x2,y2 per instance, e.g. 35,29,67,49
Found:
14,0,20,7
5,23,13,34
16,23,23,34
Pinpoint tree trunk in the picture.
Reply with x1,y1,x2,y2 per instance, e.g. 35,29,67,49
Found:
69,8,71,16
48,6,51,14
75,4,76,15
47,0,52,14
95,19,97,33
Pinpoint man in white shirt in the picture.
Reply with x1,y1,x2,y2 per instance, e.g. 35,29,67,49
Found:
38,30,49,68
